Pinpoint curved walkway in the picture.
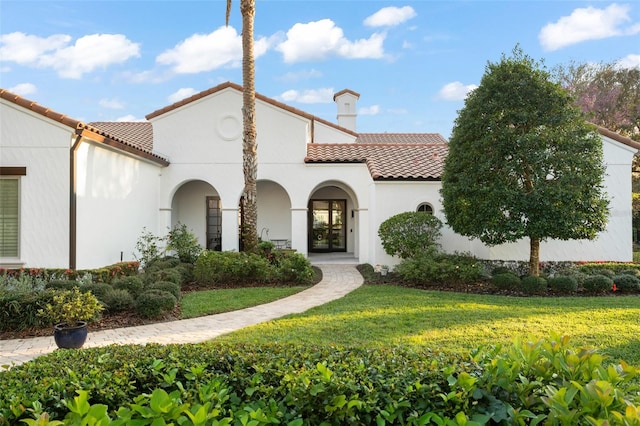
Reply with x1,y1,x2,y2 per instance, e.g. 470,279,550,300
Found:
0,264,363,369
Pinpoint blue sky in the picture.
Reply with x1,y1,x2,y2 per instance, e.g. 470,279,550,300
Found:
1,1,639,138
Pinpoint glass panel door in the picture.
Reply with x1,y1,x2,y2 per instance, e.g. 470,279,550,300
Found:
309,199,346,252
206,196,221,251
330,201,346,250
311,200,329,250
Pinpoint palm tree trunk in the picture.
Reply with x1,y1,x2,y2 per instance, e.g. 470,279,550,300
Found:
240,0,258,252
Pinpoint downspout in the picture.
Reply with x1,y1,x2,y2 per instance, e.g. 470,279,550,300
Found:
69,132,83,270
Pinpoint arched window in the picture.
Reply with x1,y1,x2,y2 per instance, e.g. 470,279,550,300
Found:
417,203,433,214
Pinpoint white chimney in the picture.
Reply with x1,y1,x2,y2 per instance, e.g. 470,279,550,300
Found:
333,89,360,132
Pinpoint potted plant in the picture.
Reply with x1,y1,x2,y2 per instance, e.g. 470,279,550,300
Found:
380,265,390,276
41,287,103,349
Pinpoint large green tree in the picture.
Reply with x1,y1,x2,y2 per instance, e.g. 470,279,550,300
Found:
226,0,258,252
441,48,609,276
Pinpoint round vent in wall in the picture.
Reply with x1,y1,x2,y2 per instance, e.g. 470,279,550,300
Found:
217,114,241,141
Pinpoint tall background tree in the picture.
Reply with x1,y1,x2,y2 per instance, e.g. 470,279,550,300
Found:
553,61,640,236
441,48,609,276
226,0,258,252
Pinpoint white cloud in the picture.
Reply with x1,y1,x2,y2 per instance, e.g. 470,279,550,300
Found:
276,19,385,63
0,32,71,64
8,82,37,96
359,105,380,115
364,6,416,27
0,32,141,79
279,88,334,104
437,81,477,101
99,98,125,109
168,87,198,103
115,114,145,122
156,26,271,74
539,4,640,51
617,53,640,69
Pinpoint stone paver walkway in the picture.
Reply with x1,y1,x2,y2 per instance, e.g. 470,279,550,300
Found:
0,264,363,369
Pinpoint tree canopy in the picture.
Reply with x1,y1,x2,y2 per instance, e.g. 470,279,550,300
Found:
553,61,640,142
441,47,609,276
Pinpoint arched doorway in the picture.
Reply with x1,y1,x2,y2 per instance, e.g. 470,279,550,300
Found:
171,180,222,251
308,184,357,253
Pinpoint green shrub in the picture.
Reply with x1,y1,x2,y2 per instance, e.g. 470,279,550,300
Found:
101,288,135,313
195,251,272,285
79,282,113,300
166,222,203,263
112,276,144,298
146,256,181,271
619,268,640,277
135,289,176,318
547,275,578,293
378,211,443,259
395,252,484,285
145,281,181,300
612,274,640,293
134,227,165,269
0,290,56,331
1,336,638,426
576,262,640,276
142,267,184,286
273,252,315,284
45,280,78,291
519,275,547,294
582,274,614,293
492,272,520,290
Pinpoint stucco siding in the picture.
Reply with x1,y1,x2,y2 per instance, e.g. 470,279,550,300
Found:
0,100,71,267
75,141,162,269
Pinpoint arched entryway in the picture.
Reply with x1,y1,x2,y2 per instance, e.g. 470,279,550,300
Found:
257,180,292,248
308,183,358,254
171,180,222,251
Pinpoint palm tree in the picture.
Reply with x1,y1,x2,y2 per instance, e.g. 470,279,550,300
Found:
227,0,258,252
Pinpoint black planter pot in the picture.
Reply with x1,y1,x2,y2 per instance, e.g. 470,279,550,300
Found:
53,321,88,349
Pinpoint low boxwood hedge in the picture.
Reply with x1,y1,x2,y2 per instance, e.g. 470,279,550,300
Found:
1,336,638,425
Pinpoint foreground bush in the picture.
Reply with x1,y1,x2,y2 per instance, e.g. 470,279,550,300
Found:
395,252,484,285
1,335,638,425
195,250,315,286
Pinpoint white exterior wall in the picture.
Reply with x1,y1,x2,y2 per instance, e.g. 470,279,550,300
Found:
0,100,71,268
314,121,357,143
75,141,162,269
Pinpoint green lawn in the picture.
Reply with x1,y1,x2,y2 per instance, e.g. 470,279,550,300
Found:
180,286,308,318
215,285,640,365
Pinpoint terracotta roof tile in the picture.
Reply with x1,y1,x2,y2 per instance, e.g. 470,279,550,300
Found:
89,122,154,152
305,143,448,180
356,133,447,144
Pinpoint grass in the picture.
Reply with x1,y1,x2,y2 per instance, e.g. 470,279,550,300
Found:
214,284,640,365
180,286,308,319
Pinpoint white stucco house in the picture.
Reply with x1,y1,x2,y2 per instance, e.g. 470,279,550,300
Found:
1,82,638,270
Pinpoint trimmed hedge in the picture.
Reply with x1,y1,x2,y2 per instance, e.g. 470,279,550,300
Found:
548,275,579,294
492,272,520,290
520,275,547,294
583,274,614,294
1,337,638,425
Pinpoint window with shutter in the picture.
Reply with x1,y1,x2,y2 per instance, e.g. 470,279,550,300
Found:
0,178,19,258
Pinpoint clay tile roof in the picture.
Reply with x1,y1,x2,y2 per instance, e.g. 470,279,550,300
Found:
305,143,448,180
356,133,448,144
1,88,82,129
333,89,360,101
89,121,154,152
